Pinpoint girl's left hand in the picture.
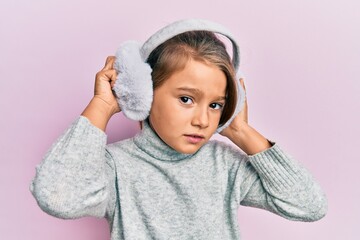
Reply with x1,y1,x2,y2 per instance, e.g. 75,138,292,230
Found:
220,78,273,155
220,78,248,138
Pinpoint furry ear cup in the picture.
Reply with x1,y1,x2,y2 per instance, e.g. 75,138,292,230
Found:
113,41,153,121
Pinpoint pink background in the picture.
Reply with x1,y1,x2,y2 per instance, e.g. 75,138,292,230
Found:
1,0,359,239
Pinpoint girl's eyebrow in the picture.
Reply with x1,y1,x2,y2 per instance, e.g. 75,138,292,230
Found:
177,87,202,96
176,87,226,101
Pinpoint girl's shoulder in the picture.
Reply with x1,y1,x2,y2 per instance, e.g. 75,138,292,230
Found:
106,137,135,152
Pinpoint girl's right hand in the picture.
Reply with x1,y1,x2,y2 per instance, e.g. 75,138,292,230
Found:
93,56,121,115
81,56,120,131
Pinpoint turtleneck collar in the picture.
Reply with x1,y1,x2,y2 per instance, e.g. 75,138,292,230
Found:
133,118,194,161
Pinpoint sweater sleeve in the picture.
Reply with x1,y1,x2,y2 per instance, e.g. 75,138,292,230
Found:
29,116,117,220
225,140,328,222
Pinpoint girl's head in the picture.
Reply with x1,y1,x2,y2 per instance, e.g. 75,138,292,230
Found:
146,31,238,154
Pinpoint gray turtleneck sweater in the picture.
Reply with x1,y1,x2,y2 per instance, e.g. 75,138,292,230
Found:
30,116,327,240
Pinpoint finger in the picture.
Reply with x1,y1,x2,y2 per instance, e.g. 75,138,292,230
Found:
239,78,247,101
97,69,117,82
102,69,118,88
239,78,246,91
102,56,116,71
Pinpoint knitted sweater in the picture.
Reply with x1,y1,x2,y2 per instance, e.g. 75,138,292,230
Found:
30,116,327,240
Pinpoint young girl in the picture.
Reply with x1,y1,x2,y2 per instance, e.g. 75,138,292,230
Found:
30,20,327,240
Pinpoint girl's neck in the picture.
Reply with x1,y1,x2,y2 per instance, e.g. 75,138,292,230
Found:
133,118,194,162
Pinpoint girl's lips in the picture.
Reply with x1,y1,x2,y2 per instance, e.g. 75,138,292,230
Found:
184,134,205,144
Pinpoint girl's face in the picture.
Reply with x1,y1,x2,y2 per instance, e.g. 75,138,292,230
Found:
149,59,227,154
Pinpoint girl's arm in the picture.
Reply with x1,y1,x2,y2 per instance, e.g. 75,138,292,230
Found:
222,120,273,155
221,79,327,221
30,116,117,220
221,78,273,156
30,56,120,219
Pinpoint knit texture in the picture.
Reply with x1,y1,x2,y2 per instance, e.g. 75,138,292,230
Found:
30,116,327,240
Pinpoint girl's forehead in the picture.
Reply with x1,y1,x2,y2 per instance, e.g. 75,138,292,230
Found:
159,64,227,98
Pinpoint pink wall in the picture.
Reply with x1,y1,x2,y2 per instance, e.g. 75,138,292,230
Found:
1,0,359,239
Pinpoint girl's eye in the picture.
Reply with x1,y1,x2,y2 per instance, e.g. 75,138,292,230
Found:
180,96,193,104
210,103,223,110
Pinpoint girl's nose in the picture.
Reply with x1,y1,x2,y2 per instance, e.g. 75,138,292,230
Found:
191,107,209,128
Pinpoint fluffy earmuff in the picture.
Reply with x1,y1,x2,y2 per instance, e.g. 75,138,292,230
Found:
113,18,246,133
113,41,153,121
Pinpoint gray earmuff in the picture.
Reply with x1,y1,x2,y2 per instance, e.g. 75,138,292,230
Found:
113,18,246,133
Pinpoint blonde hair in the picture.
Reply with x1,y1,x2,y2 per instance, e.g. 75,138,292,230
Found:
146,30,238,128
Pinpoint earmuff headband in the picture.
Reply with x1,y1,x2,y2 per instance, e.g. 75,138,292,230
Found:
140,19,240,73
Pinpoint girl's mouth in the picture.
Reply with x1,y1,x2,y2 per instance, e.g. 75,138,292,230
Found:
184,134,205,144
